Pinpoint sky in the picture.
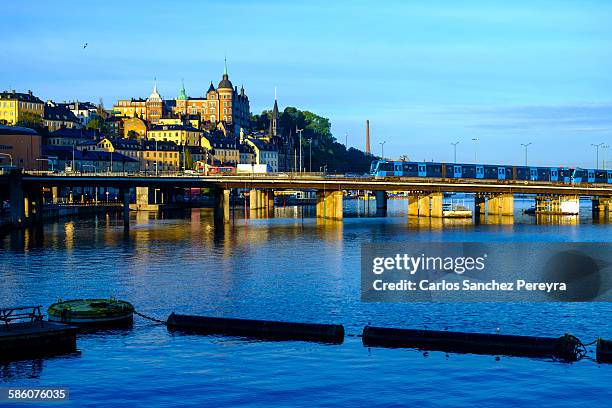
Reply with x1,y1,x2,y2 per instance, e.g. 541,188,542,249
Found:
1,0,612,168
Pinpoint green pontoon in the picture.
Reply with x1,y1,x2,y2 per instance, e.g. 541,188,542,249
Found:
48,299,134,326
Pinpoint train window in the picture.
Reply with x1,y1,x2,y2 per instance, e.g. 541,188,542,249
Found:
476,167,483,174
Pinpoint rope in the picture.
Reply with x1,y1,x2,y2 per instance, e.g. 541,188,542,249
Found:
134,310,167,325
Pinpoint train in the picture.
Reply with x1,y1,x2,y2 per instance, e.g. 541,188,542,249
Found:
369,160,612,184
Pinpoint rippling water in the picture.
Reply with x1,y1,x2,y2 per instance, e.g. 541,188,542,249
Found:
1,198,611,407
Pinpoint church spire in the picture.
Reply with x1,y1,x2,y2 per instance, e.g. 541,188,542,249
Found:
224,57,228,76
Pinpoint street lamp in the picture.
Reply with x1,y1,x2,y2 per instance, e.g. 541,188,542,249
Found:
379,141,386,160
451,141,460,163
603,144,610,170
521,142,532,166
296,127,304,173
308,138,312,173
591,143,605,169
345,131,349,148
471,138,479,163
0,153,14,166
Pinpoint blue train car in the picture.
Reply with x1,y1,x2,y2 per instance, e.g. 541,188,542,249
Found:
369,160,611,185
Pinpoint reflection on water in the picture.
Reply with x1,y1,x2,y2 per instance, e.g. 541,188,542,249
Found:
0,198,611,407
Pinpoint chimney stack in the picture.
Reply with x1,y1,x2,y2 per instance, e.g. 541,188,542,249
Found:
365,120,371,154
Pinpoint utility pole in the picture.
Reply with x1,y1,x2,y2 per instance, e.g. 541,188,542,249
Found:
345,131,348,149
379,141,386,160
521,142,532,166
451,141,460,163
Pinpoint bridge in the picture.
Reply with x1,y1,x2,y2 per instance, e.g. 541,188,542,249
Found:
1,171,611,227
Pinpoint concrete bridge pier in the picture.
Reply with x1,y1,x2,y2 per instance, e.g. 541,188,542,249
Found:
213,187,231,224
119,188,130,229
316,190,343,221
374,190,387,216
249,189,274,211
487,193,514,216
407,192,443,217
592,198,611,218
9,174,25,227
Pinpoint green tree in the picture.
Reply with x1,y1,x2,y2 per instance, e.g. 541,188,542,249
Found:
86,114,110,136
252,106,375,173
16,112,47,136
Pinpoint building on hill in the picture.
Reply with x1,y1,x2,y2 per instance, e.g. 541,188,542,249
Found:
170,62,250,135
239,143,255,165
0,125,43,170
140,139,180,172
245,138,278,172
95,137,142,162
113,98,147,120
147,124,202,146
45,128,100,146
202,133,239,166
0,90,45,125
60,101,98,126
43,101,80,131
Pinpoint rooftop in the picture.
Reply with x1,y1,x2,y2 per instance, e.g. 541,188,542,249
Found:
0,124,39,136
0,90,44,104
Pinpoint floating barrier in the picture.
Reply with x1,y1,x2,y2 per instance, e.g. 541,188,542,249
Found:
166,313,344,343
596,338,612,363
362,326,584,361
48,299,134,327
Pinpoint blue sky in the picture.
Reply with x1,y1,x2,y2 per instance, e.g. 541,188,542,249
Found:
2,0,611,168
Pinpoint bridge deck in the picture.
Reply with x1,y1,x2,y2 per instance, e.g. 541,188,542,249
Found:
2,173,609,196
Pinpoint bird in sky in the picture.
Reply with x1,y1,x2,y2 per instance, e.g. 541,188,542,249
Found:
83,43,88,49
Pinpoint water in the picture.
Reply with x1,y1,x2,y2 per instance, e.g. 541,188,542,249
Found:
1,198,611,407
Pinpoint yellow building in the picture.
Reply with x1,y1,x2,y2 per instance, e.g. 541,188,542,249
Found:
147,124,202,146
0,90,45,125
113,98,147,119
122,117,148,139
141,140,180,172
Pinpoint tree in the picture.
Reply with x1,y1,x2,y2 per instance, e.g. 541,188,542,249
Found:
251,106,374,173
127,130,138,139
16,112,47,136
86,114,110,136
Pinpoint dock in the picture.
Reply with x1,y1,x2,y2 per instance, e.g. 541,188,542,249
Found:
0,306,78,361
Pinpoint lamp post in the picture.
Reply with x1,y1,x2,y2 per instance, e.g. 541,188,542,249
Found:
296,127,303,173
345,131,348,148
379,141,386,160
0,153,13,166
603,144,610,170
521,142,532,166
471,138,479,163
451,141,460,163
591,143,605,169
308,138,312,173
